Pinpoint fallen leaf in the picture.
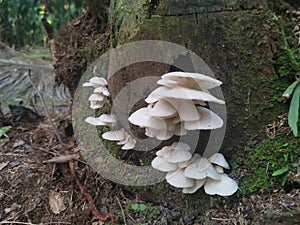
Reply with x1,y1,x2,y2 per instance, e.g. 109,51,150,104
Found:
49,190,67,214
0,161,9,171
13,140,25,148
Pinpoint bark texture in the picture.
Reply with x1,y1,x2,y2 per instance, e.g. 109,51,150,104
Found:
108,0,291,152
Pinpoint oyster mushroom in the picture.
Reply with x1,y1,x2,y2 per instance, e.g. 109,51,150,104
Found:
204,174,238,196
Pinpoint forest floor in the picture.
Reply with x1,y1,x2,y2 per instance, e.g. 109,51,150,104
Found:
0,101,299,225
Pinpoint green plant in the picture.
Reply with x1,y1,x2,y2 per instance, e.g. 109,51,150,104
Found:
131,203,147,211
0,126,11,137
240,136,299,193
283,79,300,136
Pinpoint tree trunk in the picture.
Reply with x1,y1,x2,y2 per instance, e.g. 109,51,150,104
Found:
108,0,293,153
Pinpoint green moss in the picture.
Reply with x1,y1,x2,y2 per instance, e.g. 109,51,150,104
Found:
153,182,169,196
240,135,299,194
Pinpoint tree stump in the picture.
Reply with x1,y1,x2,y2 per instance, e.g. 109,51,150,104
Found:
107,0,292,153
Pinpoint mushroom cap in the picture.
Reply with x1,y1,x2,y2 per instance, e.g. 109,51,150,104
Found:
83,77,108,88
93,87,110,96
85,117,106,126
88,93,104,101
147,99,177,118
155,86,225,104
204,174,238,196
183,107,223,130
182,178,206,194
102,130,125,141
161,72,222,90
184,157,221,180
170,142,191,151
155,128,174,140
151,156,178,172
121,141,135,150
89,77,108,86
178,153,201,168
156,146,171,156
90,101,104,109
145,86,170,103
166,98,200,121
99,114,117,124
155,142,192,163
128,107,151,127
164,148,192,163
208,153,230,169
157,78,179,88
166,169,194,188
117,132,131,145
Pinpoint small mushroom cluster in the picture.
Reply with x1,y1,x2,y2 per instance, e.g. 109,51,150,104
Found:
128,72,224,140
83,77,110,109
152,142,238,196
83,77,136,150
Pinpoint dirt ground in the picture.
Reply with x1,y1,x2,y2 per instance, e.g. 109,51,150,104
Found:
0,103,299,225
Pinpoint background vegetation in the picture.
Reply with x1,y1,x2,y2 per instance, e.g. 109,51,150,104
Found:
0,0,83,48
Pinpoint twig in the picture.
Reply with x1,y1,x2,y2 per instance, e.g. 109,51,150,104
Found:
210,217,232,221
68,160,118,223
116,196,127,225
27,69,66,151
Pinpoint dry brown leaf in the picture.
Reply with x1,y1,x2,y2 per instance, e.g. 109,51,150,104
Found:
49,190,67,214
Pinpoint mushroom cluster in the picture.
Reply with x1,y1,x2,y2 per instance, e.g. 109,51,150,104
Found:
83,77,110,109
152,144,238,196
128,72,224,140
83,77,136,150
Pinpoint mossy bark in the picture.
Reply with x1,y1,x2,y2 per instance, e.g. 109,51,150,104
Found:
108,0,292,153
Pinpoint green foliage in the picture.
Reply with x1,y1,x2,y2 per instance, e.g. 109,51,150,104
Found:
131,203,147,211
0,125,11,137
285,81,300,136
0,0,83,48
240,136,299,193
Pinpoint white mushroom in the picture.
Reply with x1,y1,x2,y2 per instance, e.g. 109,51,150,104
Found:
155,142,192,163
204,174,238,196
166,168,194,188
102,130,125,141
83,77,108,87
157,86,224,104
166,98,200,121
151,157,178,172
99,114,117,124
177,153,201,168
84,114,116,128
156,78,179,88
128,107,150,127
85,117,107,126
121,141,136,150
182,178,206,194
93,86,110,97
184,157,221,180
161,72,222,91
88,93,105,109
183,107,223,130
208,153,230,169
145,86,171,103
147,99,177,118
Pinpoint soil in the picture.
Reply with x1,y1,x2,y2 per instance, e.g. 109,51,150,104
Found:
0,103,299,225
